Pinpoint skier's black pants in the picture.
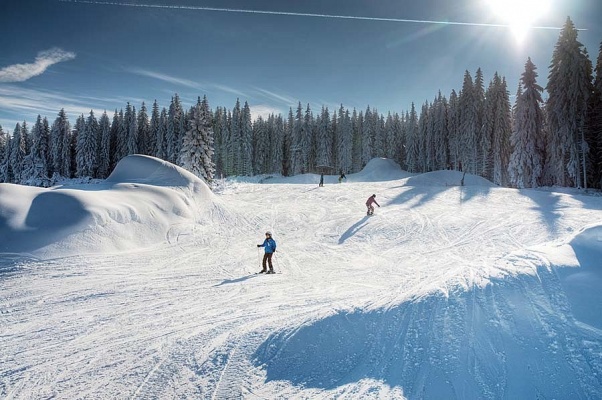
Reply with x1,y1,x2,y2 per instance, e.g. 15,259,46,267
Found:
262,253,274,271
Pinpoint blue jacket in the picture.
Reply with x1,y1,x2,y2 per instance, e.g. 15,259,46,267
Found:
260,238,277,253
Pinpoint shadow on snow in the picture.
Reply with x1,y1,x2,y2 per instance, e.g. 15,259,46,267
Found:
252,251,602,398
338,216,370,244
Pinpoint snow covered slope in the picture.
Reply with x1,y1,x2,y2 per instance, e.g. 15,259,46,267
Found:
1,156,601,399
0,155,220,258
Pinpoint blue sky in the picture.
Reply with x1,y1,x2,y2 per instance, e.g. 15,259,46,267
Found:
0,0,600,130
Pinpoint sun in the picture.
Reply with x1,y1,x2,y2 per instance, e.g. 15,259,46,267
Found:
486,0,551,42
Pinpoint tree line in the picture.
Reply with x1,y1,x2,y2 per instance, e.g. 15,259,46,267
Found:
0,17,601,189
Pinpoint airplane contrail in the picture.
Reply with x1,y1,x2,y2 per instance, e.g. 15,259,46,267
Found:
58,0,571,31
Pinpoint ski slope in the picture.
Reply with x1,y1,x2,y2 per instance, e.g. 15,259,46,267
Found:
1,155,601,399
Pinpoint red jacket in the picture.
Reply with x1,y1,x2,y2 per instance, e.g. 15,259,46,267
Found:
366,196,380,207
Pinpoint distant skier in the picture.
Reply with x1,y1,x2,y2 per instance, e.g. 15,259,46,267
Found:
257,231,277,274
338,171,347,183
319,173,324,187
365,194,380,215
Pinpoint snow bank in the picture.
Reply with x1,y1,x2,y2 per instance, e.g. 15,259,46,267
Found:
0,155,214,258
349,158,413,182
557,224,602,329
106,154,209,192
260,173,329,185
255,158,412,185
404,170,497,187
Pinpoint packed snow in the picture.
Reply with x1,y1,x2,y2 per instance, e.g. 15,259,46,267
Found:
1,155,601,399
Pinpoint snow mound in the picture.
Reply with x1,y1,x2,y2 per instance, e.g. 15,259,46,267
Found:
349,158,413,182
107,154,210,191
557,224,602,329
253,158,411,185
0,155,214,258
259,173,329,185
405,170,497,187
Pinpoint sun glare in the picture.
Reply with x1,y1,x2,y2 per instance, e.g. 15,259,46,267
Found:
486,0,551,42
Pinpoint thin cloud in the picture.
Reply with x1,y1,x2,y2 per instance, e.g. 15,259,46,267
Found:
128,67,205,91
129,67,251,103
59,0,569,30
0,48,76,83
254,87,296,106
213,84,247,98
0,85,107,126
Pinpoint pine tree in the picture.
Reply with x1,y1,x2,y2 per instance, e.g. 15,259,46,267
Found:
509,57,546,188
481,80,496,180
221,107,232,177
148,100,160,158
282,108,295,176
229,100,242,176
374,109,384,160
9,123,26,183
42,117,51,176
271,114,285,174
291,102,304,175
447,90,461,170
361,106,374,167
126,104,138,156
316,106,332,170
76,111,99,178
459,70,479,173
114,108,127,164
474,68,486,175
57,114,73,179
351,109,363,171
336,105,353,175
394,112,405,167
21,121,31,156
167,95,183,164
545,17,593,187
587,42,602,188
22,115,51,186
155,108,168,161
240,101,253,176
417,102,429,172
253,116,269,174
0,125,8,182
180,96,215,182
405,103,420,172
108,110,120,171
490,75,512,186
0,130,13,183
433,92,449,170
302,104,314,173
212,106,226,178
98,112,112,178
137,102,151,155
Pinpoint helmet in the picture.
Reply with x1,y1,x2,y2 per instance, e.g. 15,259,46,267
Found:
372,194,376,197
265,231,272,236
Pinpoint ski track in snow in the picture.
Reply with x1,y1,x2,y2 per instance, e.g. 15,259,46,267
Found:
2,168,602,399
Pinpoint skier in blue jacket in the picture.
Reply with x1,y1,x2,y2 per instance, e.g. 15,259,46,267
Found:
257,231,277,274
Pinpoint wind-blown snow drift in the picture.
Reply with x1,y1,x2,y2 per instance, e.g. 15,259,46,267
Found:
0,155,213,258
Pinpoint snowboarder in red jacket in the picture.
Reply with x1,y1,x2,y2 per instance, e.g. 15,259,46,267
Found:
366,194,380,215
